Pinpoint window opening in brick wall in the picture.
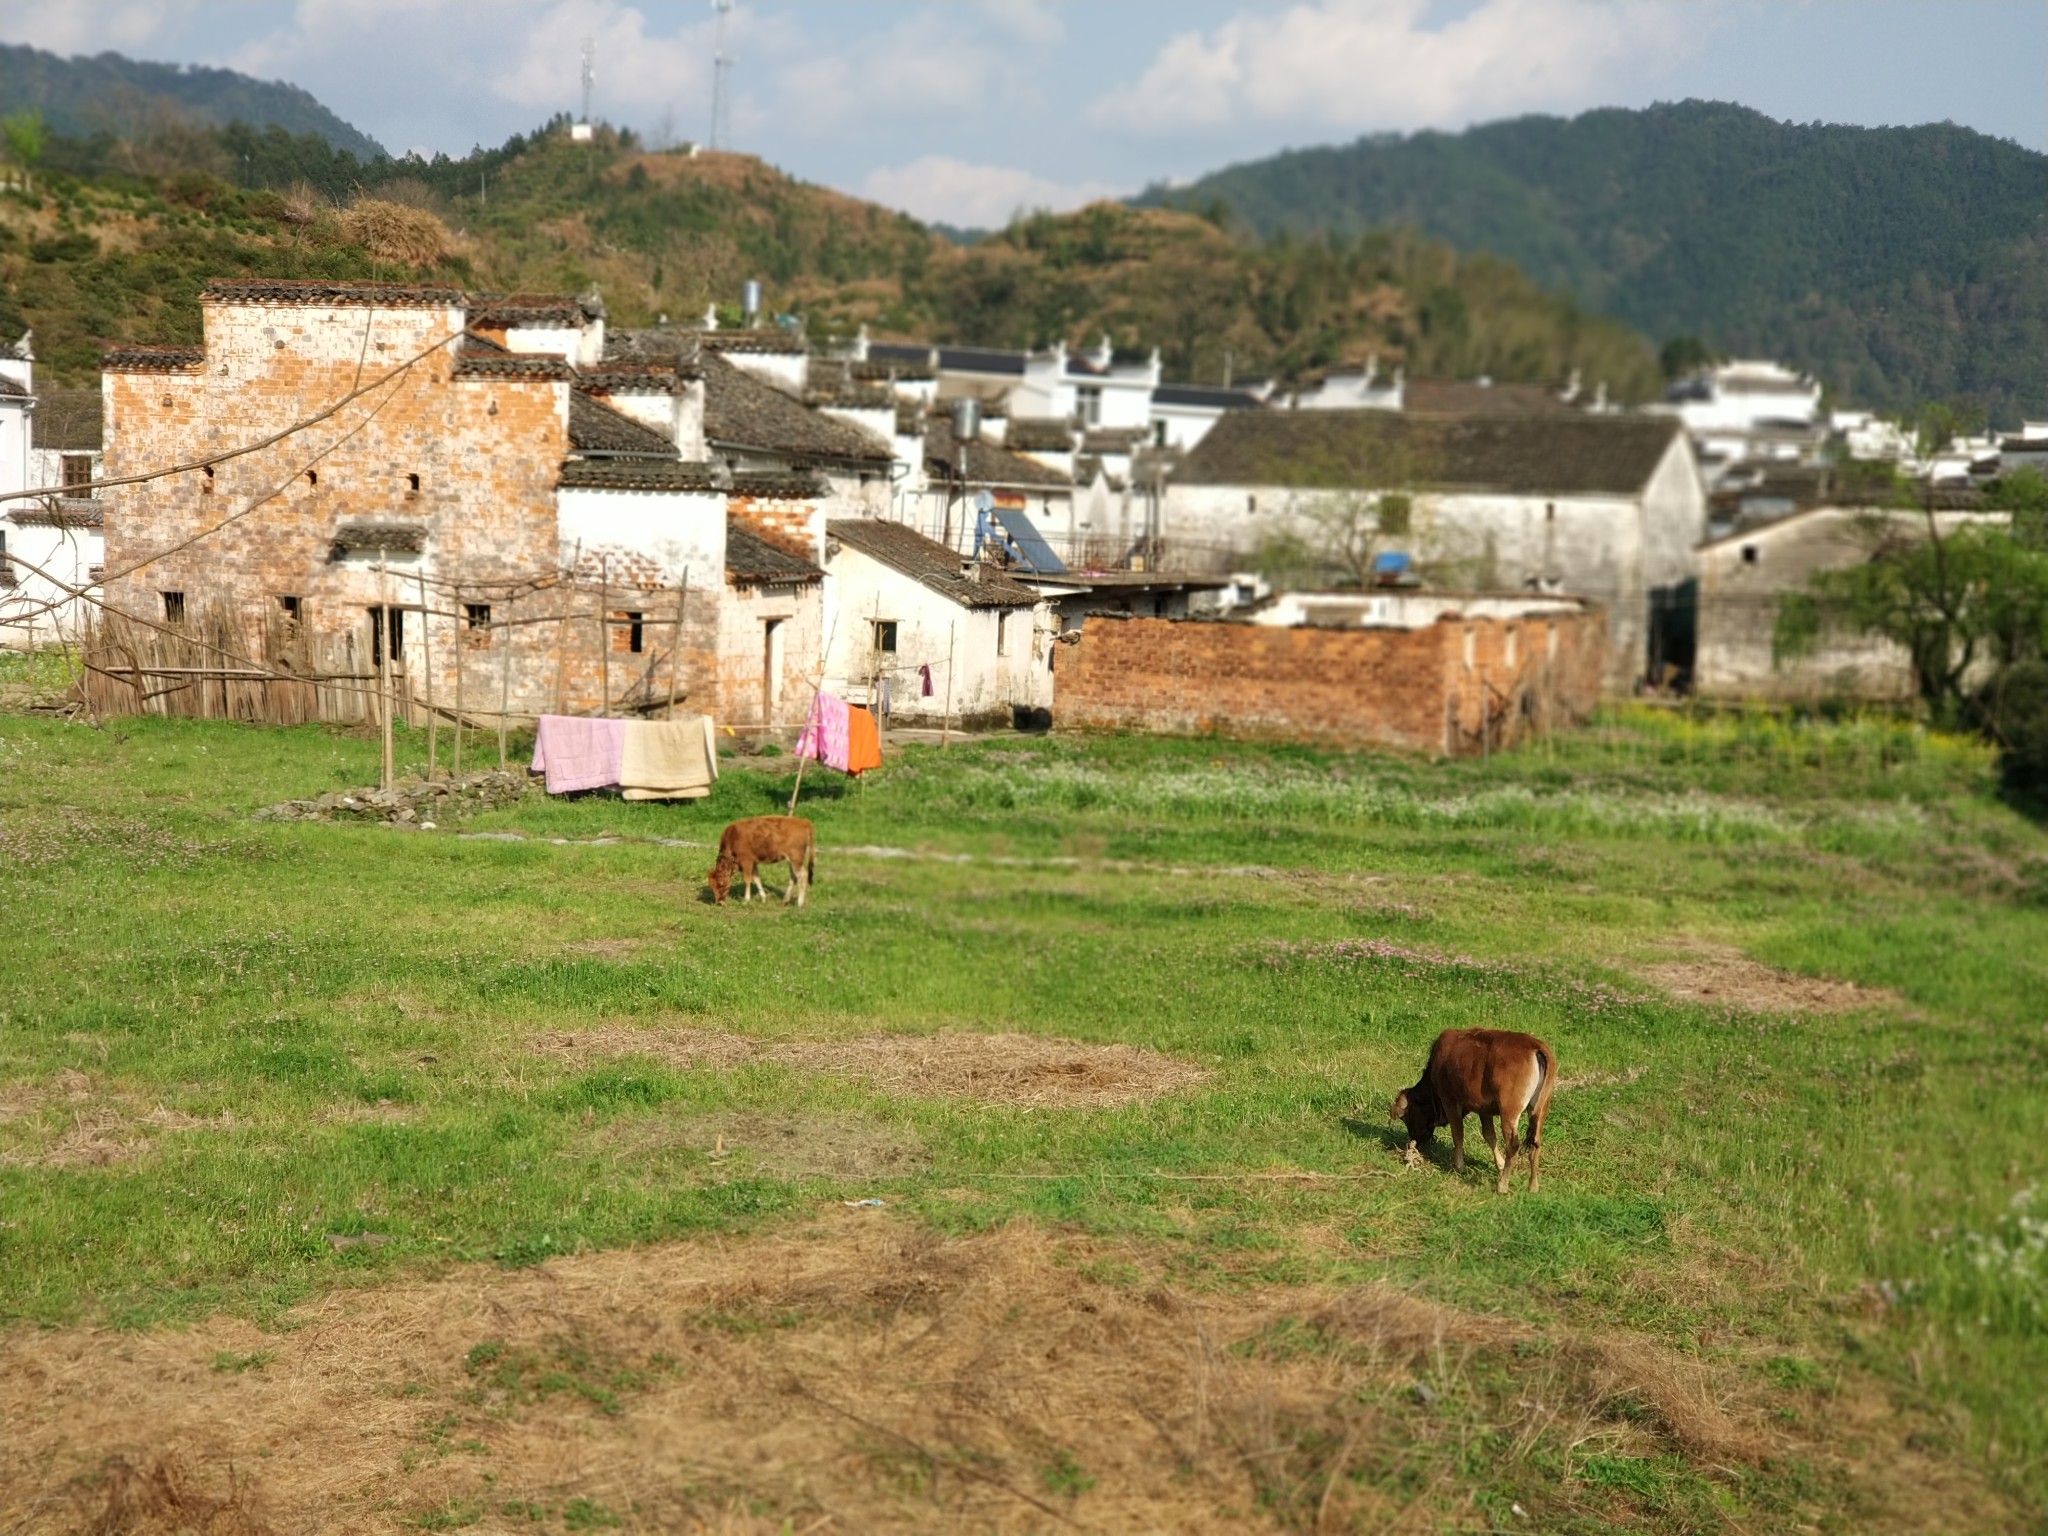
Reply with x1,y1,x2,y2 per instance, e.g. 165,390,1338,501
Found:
367,605,404,668
1462,626,1475,670
305,470,318,487
464,603,492,645
996,611,1009,656
62,454,93,492
201,465,214,494
763,618,786,716
1545,501,1556,523
1505,627,1518,669
407,473,420,494
874,620,898,653
1547,623,1559,661
277,594,302,638
1741,544,1759,565
612,611,645,654
162,591,186,625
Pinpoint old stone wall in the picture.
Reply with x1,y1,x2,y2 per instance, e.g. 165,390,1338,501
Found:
101,295,575,714
1056,610,1605,755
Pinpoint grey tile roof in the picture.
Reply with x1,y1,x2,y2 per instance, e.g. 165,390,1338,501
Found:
1005,417,1075,452
30,388,102,451
827,519,1040,609
0,376,24,397
727,524,822,584
1174,410,1684,497
467,293,602,327
935,345,1026,377
853,356,935,382
1153,383,1263,409
578,365,685,394
601,326,705,377
557,460,722,492
452,353,574,380
7,499,103,528
702,354,891,467
730,470,829,499
102,346,204,371
925,417,1073,489
206,279,465,306
1402,379,1576,416
331,520,427,556
568,392,681,456
701,328,808,356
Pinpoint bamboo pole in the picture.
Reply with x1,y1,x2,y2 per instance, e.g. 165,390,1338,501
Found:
597,559,611,716
667,568,689,720
942,620,955,748
378,556,394,790
417,566,437,777
498,593,513,772
452,582,465,777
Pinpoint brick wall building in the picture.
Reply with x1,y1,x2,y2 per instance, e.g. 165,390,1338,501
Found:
1056,607,1605,755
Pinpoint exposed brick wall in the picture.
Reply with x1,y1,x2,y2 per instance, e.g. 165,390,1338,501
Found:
98,294,733,724
1057,611,1605,755
728,495,821,564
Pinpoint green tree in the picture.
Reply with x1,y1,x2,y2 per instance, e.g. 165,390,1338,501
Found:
3,108,47,189
1775,484,2048,721
1659,335,1713,380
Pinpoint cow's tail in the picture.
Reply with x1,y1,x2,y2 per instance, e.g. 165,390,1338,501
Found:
1527,1044,1557,1144
807,831,817,885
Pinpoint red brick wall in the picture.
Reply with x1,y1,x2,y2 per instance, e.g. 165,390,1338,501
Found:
1057,612,1605,755
728,495,819,563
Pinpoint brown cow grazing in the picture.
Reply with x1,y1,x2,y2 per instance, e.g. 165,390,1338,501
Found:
707,816,816,907
1391,1028,1556,1193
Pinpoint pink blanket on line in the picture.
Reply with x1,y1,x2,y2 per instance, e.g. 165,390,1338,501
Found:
794,692,852,773
531,714,626,794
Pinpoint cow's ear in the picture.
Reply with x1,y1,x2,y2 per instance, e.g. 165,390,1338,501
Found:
1390,1091,1408,1121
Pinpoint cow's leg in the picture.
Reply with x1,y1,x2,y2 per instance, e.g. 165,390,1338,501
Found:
1479,1113,1504,1173
741,859,756,902
1450,1111,1467,1173
793,859,808,908
1497,1122,1520,1195
781,858,797,904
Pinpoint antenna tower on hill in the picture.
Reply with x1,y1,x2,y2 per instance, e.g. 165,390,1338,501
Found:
710,0,735,150
581,37,594,124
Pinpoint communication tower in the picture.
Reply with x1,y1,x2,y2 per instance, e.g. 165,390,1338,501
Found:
710,0,735,150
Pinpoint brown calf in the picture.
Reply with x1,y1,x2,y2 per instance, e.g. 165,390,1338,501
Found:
708,815,817,907
1391,1028,1556,1193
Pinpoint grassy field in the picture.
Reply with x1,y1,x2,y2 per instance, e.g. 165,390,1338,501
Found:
1,706,2044,1533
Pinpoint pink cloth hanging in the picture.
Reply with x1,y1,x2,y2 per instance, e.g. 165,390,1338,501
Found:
530,714,627,794
795,692,853,772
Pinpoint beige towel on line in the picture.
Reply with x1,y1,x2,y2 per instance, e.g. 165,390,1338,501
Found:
620,714,720,800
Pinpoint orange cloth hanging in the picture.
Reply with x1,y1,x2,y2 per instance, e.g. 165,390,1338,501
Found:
845,704,883,775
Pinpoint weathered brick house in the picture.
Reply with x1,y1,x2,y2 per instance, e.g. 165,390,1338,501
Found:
98,278,825,728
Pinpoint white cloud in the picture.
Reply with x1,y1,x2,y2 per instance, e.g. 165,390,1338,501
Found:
1090,0,1701,135
863,155,1121,228
0,1,202,56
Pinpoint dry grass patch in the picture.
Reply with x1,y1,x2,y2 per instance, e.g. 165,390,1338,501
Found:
0,1218,2018,1535
537,1026,1211,1109
589,1110,928,1181
1640,941,1898,1015
0,1073,237,1169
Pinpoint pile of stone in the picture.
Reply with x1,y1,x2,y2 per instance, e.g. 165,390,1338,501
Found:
256,769,528,826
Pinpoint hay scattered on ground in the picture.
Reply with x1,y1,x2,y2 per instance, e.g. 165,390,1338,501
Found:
1640,942,1896,1015
538,1026,1211,1109
0,1217,2012,1535
592,1109,928,1180
0,1074,237,1168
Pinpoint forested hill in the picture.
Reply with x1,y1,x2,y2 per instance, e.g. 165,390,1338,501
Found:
0,119,1661,403
0,43,385,160
1137,101,2048,424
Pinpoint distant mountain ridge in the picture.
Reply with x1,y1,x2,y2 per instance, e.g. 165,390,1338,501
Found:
1137,101,2048,423
0,43,385,161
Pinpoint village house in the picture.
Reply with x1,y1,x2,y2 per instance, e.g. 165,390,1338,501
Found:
1,339,104,647
823,517,1049,727
94,278,834,732
1694,496,2003,701
1159,409,1706,688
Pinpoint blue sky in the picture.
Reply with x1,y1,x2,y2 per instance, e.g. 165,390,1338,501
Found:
6,1,2043,226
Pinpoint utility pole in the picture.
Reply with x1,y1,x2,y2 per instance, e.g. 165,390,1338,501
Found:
710,0,735,150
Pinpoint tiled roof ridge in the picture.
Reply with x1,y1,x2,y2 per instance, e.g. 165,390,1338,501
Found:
726,523,823,583
103,346,205,371
700,328,808,355
827,517,1041,609
557,459,721,492
568,391,682,457
205,279,466,306
452,354,575,381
